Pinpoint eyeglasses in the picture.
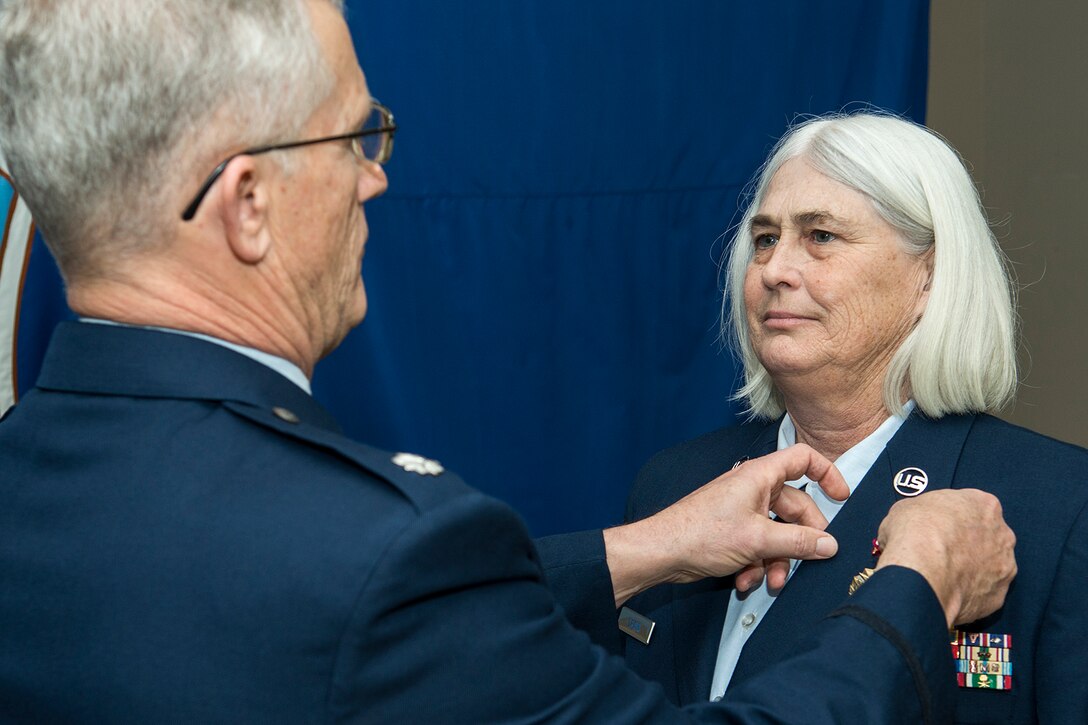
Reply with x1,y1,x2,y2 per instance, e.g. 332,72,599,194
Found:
181,101,396,221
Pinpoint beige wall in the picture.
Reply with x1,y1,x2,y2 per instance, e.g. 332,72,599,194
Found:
928,0,1088,446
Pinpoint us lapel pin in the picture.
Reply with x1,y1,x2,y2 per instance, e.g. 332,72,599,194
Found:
618,606,655,645
892,466,928,496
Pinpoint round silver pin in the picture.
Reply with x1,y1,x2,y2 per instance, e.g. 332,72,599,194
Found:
892,467,929,496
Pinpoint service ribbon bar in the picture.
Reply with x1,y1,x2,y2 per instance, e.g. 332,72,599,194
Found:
951,630,1012,649
951,629,1013,691
951,645,1011,661
957,673,1013,690
955,660,1013,676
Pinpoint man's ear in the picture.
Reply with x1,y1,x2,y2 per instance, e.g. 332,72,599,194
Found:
215,156,273,264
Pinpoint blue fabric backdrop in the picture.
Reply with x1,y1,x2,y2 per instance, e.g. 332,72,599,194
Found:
14,0,929,536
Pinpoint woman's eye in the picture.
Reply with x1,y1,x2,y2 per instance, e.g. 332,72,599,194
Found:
812,230,836,244
754,233,778,249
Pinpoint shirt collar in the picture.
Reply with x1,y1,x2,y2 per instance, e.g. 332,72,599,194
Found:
777,400,915,520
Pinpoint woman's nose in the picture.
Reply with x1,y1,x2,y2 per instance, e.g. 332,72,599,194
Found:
759,235,805,288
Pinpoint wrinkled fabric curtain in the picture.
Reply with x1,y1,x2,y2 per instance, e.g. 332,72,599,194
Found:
12,0,929,535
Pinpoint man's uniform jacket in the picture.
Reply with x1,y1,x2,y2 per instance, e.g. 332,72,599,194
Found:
539,411,1088,724
2,322,959,722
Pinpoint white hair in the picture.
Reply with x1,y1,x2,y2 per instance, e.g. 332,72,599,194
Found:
0,0,344,281
725,112,1017,419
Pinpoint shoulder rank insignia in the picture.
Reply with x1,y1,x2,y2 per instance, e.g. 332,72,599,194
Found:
951,629,1012,690
392,452,444,476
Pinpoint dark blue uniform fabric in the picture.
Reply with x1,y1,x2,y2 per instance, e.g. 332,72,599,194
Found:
13,0,930,536
0,322,957,723
542,413,1088,723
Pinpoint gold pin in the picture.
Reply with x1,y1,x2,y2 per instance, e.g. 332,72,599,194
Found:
847,567,875,595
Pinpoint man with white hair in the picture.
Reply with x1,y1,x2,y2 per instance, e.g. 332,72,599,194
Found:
0,0,1015,721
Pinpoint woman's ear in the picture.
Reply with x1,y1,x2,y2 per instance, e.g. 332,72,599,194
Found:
216,156,273,265
916,248,935,319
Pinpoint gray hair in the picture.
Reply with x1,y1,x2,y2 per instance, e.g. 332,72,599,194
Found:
725,112,1017,419
0,0,344,281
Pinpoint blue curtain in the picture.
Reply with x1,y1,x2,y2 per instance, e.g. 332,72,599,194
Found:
15,0,929,536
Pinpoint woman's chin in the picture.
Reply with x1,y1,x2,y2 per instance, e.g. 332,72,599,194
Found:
755,343,824,378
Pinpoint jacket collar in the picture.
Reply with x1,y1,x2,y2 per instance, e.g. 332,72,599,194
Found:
34,321,341,433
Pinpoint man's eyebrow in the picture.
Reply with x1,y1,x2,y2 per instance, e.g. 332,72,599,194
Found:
353,106,370,129
347,98,371,129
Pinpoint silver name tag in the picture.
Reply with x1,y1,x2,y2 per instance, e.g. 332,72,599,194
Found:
618,606,655,645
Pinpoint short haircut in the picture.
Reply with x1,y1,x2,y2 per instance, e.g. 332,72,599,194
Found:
724,112,1017,419
0,0,344,281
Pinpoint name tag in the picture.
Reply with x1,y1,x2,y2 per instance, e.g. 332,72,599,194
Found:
618,607,655,645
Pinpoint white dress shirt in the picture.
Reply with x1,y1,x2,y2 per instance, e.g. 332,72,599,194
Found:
707,402,915,701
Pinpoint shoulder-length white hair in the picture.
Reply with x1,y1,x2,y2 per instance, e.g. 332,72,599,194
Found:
725,112,1017,420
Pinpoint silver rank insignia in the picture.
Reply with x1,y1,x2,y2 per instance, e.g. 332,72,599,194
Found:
392,452,445,476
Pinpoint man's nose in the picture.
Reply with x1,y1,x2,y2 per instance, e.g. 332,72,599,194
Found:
358,160,388,202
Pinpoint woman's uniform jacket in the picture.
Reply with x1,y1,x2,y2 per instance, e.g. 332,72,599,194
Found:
0,322,958,723
540,412,1088,724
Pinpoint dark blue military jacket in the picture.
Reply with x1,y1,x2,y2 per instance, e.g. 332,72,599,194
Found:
540,410,1088,724
1,322,957,723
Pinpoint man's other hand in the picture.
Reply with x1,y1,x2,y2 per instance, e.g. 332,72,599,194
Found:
876,489,1017,627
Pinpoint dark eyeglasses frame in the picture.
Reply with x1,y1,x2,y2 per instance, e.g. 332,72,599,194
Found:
180,101,396,221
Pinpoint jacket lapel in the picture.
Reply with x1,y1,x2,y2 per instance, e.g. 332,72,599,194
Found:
675,419,779,703
673,579,734,703
726,411,976,689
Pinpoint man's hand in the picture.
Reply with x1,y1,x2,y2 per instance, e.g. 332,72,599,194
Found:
603,444,849,607
875,489,1017,627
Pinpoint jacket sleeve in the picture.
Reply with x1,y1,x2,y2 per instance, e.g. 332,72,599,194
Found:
533,431,741,656
724,565,956,725
534,529,625,654
328,489,955,724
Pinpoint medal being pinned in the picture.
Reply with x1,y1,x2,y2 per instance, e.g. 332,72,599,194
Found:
847,538,883,596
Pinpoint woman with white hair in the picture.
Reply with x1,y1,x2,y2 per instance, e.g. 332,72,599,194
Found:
613,112,1087,723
